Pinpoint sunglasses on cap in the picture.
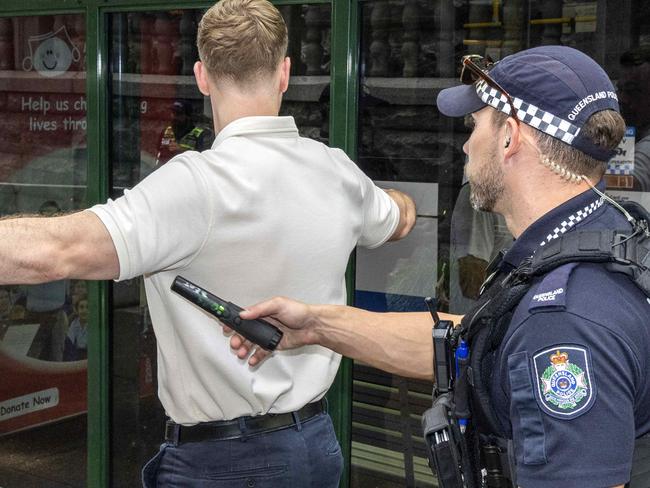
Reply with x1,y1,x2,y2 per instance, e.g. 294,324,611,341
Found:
460,54,520,125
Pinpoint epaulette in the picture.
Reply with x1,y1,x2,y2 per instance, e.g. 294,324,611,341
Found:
528,262,577,313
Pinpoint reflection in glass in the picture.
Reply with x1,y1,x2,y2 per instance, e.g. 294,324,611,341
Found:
0,13,87,487
353,1,650,486
108,5,330,485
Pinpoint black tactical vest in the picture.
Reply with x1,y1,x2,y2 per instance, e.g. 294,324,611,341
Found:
452,200,650,487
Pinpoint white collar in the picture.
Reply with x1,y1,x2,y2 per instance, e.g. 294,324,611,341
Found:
212,116,298,148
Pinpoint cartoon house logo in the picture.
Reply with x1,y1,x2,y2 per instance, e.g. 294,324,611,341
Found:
22,26,80,78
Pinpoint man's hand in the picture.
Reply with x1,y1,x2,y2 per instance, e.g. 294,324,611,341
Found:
229,300,437,380
228,297,317,366
385,189,416,241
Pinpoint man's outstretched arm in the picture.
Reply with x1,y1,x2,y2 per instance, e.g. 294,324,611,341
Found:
232,297,462,380
0,210,119,284
385,189,416,241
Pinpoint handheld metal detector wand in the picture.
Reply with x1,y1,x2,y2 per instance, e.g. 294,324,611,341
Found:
171,276,283,351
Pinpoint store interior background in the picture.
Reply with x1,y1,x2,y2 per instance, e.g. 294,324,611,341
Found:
0,1,648,486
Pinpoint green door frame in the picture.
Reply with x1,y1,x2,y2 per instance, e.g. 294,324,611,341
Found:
0,2,112,486
0,0,359,486
86,4,110,486
327,1,359,487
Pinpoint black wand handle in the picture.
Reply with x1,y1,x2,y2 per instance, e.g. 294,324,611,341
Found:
171,276,283,351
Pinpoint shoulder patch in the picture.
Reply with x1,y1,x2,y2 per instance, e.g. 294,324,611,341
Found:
528,262,578,313
532,345,596,420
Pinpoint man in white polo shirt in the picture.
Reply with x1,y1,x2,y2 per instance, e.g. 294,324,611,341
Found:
0,0,415,486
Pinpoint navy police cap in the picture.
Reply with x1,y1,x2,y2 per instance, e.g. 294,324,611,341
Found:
437,46,620,161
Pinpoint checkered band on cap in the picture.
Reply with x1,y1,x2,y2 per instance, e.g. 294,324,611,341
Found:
607,161,633,176
538,197,604,247
475,80,581,146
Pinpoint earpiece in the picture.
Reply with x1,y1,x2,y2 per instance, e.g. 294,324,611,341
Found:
504,137,511,148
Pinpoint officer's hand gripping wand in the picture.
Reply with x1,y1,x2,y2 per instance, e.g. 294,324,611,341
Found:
171,276,283,351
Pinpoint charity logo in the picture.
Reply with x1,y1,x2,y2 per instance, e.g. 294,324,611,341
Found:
22,26,80,78
540,350,588,411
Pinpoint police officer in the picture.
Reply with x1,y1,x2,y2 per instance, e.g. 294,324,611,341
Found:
233,46,650,488
155,99,214,167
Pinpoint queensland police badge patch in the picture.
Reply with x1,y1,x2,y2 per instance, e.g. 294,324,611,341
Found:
532,345,596,419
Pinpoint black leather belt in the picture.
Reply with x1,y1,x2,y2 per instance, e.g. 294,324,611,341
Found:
165,400,325,445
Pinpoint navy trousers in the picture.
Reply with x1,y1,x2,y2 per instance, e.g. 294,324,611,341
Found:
142,412,343,487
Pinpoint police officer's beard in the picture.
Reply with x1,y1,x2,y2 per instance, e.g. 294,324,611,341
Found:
468,149,505,212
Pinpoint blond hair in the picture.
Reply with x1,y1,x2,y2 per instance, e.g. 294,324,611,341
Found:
197,0,288,83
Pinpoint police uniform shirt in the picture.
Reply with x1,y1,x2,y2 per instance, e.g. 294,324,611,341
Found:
490,182,650,487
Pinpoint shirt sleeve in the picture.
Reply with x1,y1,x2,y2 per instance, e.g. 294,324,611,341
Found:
89,154,212,281
348,161,399,249
501,311,639,487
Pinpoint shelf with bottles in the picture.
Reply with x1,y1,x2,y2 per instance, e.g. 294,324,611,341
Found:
0,70,85,95
112,73,332,105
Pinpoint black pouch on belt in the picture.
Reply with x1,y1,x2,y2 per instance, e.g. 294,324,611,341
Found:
421,393,464,488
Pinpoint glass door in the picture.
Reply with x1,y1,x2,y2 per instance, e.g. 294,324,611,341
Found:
107,5,331,485
0,13,88,488
352,0,650,486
